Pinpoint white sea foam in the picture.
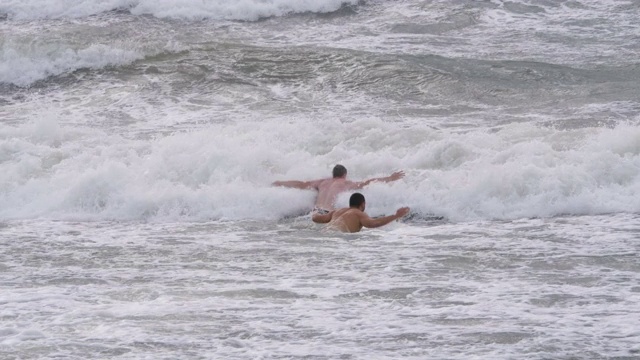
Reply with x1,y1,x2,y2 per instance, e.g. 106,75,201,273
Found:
0,0,361,21
2,117,640,222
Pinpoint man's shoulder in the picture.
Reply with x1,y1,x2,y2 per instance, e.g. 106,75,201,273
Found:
310,177,331,187
337,208,364,217
317,177,340,187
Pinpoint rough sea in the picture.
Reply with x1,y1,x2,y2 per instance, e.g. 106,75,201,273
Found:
1,1,640,359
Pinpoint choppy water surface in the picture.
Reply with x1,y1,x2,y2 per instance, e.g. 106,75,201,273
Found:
2,0,640,358
2,216,639,359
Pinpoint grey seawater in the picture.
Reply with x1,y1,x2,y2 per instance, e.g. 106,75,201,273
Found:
3,2,640,135
3,1,640,359
1,216,639,359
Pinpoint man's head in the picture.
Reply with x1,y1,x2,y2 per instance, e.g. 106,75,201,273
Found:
332,164,347,178
349,192,366,210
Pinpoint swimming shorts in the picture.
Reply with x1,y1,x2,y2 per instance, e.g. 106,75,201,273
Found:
312,207,330,215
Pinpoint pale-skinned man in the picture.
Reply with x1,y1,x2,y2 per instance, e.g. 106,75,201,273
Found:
272,164,404,219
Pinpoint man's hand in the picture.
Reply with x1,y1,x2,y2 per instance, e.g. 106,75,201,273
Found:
388,170,405,181
395,207,410,218
356,170,406,189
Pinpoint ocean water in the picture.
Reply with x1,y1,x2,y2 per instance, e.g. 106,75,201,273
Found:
1,0,640,358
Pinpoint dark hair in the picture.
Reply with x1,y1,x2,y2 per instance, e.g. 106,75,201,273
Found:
332,164,347,178
349,192,365,208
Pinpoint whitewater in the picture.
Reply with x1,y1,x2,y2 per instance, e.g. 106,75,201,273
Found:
1,0,640,359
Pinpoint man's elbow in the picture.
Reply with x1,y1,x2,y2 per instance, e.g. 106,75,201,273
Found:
354,182,367,189
312,214,331,223
363,218,393,229
361,220,380,228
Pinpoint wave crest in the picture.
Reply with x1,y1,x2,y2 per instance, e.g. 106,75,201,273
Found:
0,41,181,87
0,0,361,21
2,119,640,222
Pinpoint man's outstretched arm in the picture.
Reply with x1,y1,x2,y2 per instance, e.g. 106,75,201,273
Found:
272,179,322,190
359,207,410,229
354,170,405,189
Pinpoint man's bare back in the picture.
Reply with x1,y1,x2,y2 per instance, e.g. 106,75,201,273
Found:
272,164,404,212
312,193,410,233
314,178,359,210
325,208,366,233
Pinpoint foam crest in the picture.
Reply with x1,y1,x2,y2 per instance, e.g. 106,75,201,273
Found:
0,119,318,221
0,0,136,20
0,41,145,86
131,0,360,21
2,118,640,222
1,0,360,21
399,123,640,221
